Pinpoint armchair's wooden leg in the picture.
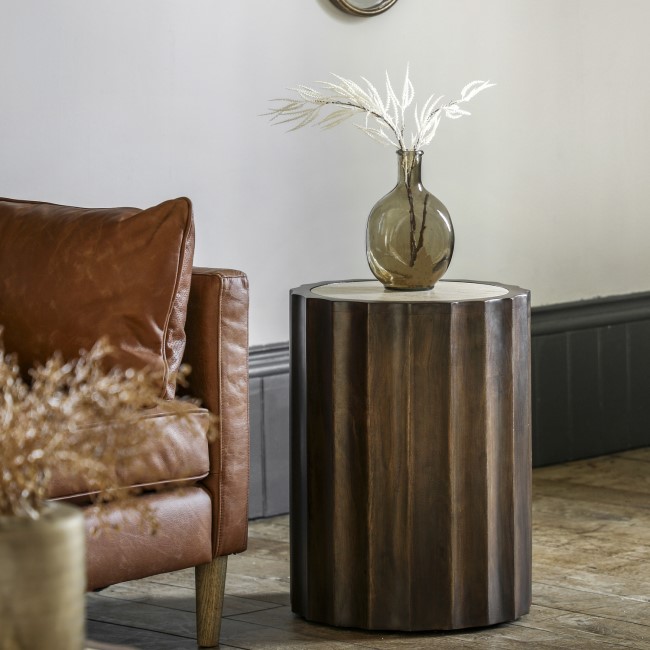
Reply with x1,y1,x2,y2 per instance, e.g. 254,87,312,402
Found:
196,555,228,647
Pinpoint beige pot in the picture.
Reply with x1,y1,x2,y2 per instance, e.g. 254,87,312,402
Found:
0,502,86,650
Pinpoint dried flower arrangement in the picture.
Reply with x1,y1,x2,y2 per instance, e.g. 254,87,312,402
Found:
0,332,211,530
267,68,494,285
267,66,494,152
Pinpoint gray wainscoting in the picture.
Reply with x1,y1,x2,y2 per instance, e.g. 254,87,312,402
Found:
248,343,290,519
531,290,650,466
248,290,650,519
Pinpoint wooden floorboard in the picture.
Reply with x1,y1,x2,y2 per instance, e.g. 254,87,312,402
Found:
87,450,650,649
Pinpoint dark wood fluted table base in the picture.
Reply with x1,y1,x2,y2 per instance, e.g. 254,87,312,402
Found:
290,281,532,631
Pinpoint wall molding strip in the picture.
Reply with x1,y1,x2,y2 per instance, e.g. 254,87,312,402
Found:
249,342,290,379
532,290,650,335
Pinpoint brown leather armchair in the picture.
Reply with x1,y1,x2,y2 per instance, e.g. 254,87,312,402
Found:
85,267,250,647
0,197,249,647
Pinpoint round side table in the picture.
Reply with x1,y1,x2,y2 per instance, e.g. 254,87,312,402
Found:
290,280,532,631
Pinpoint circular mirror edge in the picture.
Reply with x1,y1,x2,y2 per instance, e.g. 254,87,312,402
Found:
329,0,398,17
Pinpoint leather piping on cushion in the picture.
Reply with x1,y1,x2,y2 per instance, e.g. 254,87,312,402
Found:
51,477,206,506
0,196,195,398
181,269,250,557
47,402,211,502
163,207,195,399
85,487,213,591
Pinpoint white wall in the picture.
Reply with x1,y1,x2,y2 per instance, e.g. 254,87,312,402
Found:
2,0,649,346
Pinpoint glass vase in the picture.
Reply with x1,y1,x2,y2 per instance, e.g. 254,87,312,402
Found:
366,149,454,290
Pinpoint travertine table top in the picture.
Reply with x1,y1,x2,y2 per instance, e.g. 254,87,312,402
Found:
311,279,509,302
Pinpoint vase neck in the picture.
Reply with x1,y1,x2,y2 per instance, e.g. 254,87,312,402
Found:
397,150,423,186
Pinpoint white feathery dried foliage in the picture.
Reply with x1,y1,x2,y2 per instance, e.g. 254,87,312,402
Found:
267,66,494,151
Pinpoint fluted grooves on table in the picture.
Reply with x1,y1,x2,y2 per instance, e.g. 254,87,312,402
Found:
290,284,531,631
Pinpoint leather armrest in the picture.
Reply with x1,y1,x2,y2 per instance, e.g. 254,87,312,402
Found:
182,267,249,556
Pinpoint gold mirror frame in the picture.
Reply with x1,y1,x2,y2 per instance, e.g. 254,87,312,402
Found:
329,0,399,17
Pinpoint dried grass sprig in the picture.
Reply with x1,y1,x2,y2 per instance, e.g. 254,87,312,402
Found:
267,66,494,151
0,331,215,532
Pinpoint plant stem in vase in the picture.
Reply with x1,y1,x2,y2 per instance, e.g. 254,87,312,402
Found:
367,149,453,290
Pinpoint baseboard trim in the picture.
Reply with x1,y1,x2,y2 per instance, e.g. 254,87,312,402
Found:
249,342,290,379
532,290,650,335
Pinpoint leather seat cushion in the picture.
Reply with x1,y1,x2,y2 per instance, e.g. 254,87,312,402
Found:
0,196,195,398
48,400,211,503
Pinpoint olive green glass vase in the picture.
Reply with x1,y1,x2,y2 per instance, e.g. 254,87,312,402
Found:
366,149,454,290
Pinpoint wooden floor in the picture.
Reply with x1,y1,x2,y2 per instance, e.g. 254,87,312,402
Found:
86,449,650,649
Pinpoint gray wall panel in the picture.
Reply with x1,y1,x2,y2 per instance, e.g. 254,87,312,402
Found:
262,373,290,517
248,377,264,519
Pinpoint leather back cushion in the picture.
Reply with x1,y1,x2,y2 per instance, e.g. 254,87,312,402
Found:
0,197,195,398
